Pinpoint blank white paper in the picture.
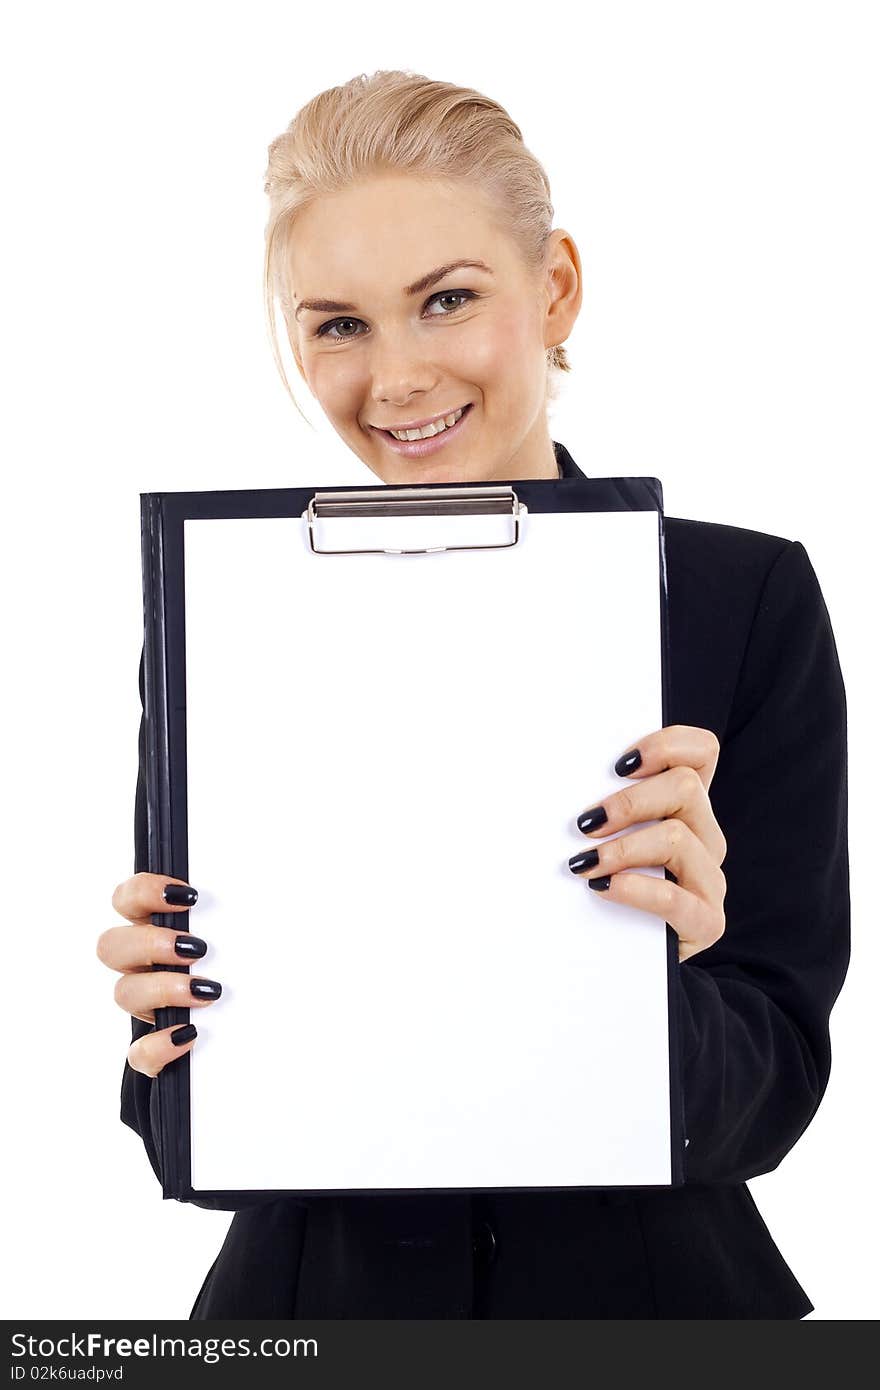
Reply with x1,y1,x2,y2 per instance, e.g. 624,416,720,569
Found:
182,501,672,1191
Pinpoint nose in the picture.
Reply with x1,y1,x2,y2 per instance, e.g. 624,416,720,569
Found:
368,333,438,409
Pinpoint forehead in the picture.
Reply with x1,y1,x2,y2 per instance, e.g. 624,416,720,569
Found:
286,173,520,296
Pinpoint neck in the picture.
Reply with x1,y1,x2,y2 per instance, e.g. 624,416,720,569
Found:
490,416,560,481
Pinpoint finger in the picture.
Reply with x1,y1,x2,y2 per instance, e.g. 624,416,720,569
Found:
577,764,727,864
569,819,726,912
582,869,726,963
114,968,223,1026
96,922,209,973
128,1022,199,1079
111,872,199,926
611,725,722,795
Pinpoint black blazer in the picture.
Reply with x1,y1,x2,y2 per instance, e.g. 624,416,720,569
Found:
121,441,850,1319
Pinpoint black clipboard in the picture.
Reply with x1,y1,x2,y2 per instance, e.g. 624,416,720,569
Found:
140,473,685,1203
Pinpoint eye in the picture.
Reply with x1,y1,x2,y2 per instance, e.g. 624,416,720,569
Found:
313,289,476,342
424,289,476,316
315,317,364,341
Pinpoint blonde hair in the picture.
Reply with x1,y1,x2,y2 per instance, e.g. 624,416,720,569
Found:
263,69,572,421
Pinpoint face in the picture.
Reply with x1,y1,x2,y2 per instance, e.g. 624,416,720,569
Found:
284,173,581,484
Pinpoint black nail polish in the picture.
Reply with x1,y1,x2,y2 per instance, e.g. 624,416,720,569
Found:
569,848,600,874
614,749,642,776
171,1023,198,1045
589,875,612,891
163,883,198,906
190,978,222,1000
577,805,608,835
174,934,208,959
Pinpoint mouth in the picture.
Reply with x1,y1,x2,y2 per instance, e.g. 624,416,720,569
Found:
369,402,474,459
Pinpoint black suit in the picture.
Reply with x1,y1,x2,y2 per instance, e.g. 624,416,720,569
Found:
121,442,850,1318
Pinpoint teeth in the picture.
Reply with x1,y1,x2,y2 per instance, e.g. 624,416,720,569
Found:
389,406,465,441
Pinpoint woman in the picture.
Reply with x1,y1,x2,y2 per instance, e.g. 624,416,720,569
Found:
99,70,850,1319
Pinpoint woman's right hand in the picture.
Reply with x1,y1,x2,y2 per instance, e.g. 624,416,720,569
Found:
97,872,222,1078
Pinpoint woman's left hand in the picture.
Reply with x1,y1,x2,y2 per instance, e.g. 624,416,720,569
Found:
568,725,728,963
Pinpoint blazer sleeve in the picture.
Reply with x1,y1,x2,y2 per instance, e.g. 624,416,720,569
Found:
119,644,271,1211
678,538,850,1185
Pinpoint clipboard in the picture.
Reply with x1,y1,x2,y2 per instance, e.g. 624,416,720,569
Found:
141,473,686,1203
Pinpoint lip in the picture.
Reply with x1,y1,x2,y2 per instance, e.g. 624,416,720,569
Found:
371,403,474,458
376,404,468,432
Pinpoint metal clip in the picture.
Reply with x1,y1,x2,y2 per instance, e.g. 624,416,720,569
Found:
305,485,525,556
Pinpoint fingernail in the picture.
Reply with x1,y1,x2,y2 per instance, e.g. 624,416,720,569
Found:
190,978,222,1000
174,934,208,959
614,749,642,776
577,805,608,834
163,883,198,906
171,1023,198,1045
569,848,600,874
589,875,612,891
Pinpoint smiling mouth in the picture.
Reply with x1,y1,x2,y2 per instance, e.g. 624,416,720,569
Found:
370,402,475,459
374,403,471,441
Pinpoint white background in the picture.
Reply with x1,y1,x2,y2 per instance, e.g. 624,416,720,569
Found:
1,0,876,1320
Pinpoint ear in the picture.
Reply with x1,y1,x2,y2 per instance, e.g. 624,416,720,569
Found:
542,229,583,352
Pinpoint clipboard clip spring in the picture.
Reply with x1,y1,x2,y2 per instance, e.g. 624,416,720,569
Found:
305,485,525,556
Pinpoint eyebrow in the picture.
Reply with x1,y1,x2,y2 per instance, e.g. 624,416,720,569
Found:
293,260,494,320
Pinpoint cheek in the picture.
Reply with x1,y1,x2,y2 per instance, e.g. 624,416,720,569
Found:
459,311,542,396
307,353,364,418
